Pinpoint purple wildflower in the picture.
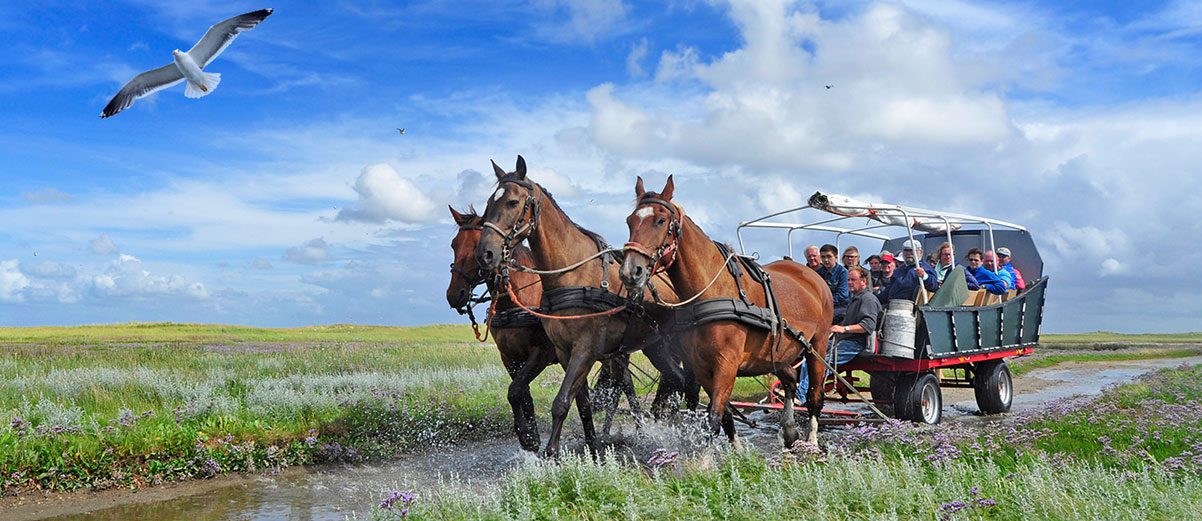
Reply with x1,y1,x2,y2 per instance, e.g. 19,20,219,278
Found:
379,490,417,512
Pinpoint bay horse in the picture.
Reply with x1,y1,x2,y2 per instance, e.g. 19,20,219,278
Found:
475,156,697,458
447,206,649,451
618,176,833,447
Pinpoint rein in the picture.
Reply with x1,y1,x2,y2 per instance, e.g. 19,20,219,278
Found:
623,197,737,308
481,177,542,264
505,280,628,320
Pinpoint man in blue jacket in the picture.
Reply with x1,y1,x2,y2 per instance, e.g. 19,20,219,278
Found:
816,244,849,322
983,250,1015,291
883,239,938,304
965,248,1009,295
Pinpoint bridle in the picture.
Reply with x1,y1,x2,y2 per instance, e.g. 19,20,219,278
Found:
449,222,487,290
481,177,542,267
622,196,681,277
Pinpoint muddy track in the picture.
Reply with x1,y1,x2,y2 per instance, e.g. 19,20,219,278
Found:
5,355,1202,521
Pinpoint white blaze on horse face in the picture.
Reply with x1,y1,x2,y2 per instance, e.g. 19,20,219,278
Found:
635,206,654,223
492,188,505,203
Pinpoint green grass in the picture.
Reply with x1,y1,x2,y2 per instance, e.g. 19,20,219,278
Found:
1042,331,1202,347
0,323,543,493
385,364,1202,521
1010,346,1202,376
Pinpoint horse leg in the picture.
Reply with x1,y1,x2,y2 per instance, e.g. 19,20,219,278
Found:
707,362,740,445
574,378,600,459
775,365,801,447
593,361,619,437
615,356,646,430
804,336,829,445
544,347,596,459
644,340,688,418
508,348,551,452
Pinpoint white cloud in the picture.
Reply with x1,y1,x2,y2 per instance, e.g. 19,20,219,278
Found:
627,37,649,77
251,257,274,270
89,234,119,255
90,254,208,300
284,238,331,264
533,0,630,43
21,188,72,204
336,164,438,224
1,260,31,303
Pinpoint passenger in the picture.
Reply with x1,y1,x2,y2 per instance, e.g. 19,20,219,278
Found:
841,246,860,271
865,253,882,289
817,244,850,322
795,266,881,405
983,250,1015,290
934,242,980,290
997,247,1026,291
873,253,895,299
804,245,820,271
882,240,938,304
964,248,1008,295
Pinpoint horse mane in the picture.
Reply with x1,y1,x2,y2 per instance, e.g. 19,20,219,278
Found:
452,205,482,229
497,172,609,248
638,191,685,214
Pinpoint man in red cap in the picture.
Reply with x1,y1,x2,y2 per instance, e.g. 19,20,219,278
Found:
873,252,896,298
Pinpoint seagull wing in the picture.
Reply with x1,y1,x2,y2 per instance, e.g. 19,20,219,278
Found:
187,8,273,68
100,63,185,118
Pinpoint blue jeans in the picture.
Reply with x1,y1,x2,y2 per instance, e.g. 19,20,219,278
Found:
795,338,865,403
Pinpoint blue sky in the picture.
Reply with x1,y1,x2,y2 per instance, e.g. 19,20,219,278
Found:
2,0,1201,332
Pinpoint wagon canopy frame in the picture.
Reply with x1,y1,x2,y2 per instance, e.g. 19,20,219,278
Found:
735,191,1028,269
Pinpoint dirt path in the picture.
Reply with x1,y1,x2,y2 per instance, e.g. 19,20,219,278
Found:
5,354,1202,521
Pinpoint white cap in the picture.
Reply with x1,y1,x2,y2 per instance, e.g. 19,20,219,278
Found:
901,239,922,250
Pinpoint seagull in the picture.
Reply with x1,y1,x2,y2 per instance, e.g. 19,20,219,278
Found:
397,128,406,135
825,84,833,89
100,8,274,118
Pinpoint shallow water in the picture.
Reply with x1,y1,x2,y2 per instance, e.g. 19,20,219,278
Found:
8,355,1202,521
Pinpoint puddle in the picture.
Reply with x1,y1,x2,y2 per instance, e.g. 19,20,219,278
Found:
7,355,1202,521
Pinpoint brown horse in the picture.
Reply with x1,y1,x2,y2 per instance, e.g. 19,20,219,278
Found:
447,206,556,452
475,157,697,458
447,205,651,451
619,176,833,446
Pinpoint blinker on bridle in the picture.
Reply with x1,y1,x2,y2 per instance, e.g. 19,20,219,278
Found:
622,196,681,275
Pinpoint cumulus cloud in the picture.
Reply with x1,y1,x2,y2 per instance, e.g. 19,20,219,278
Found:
284,238,331,264
1,260,31,303
335,164,437,224
532,0,630,43
627,37,649,77
89,234,120,255
91,254,208,300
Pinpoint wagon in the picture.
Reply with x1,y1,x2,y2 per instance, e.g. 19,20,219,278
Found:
729,192,1048,424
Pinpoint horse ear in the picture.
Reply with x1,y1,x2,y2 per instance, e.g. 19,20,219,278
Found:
635,176,646,198
449,205,470,225
491,160,506,180
660,175,675,201
515,155,527,180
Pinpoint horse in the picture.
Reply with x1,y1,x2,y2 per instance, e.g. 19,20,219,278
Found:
447,206,650,451
618,175,833,447
475,156,698,458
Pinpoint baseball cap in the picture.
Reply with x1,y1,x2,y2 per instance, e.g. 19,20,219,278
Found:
901,239,922,250
880,253,895,264
997,247,1011,257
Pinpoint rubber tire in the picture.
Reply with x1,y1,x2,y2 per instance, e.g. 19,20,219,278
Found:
868,371,897,414
892,373,918,421
973,360,1013,415
898,373,942,424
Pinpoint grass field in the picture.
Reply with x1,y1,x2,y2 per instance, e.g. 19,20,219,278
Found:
381,363,1202,520
2,323,1200,497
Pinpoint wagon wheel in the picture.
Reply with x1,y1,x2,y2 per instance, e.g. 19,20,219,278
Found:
867,371,897,415
973,360,1013,415
894,372,942,424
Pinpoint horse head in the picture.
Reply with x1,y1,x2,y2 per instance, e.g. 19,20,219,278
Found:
447,205,486,309
476,155,541,271
620,175,680,293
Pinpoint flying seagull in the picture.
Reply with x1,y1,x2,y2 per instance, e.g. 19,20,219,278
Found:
100,8,273,118
825,84,833,89
397,128,406,135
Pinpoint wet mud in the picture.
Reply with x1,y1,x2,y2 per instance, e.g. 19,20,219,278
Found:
5,355,1201,521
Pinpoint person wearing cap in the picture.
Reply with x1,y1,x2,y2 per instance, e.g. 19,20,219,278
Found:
934,242,980,290
841,246,861,271
804,245,821,271
965,248,1008,295
873,252,895,298
817,244,850,322
796,266,881,406
883,239,938,303
997,247,1026,291
983,250,1015,290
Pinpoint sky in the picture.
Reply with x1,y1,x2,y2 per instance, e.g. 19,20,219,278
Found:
1,0,1201,333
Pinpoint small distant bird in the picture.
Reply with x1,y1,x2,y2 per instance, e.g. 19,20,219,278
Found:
825,84,833,89
100,8,274,118
397,128,406,135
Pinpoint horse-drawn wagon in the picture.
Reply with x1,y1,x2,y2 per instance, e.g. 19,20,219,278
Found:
732,192,1049,425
